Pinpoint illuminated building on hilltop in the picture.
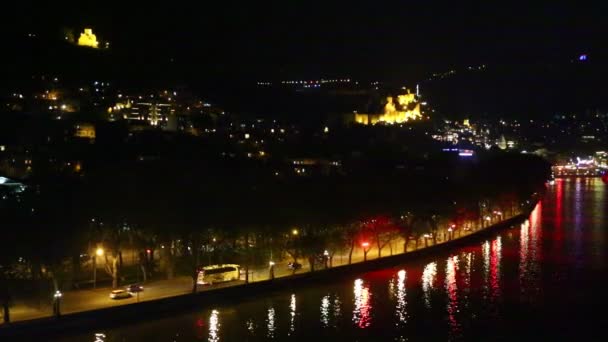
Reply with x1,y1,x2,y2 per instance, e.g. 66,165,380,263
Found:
78,28,99,48
110,100,174,127
352,89,423,125
74,123,96,140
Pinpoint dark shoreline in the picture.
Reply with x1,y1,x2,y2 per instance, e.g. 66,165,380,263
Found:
0,203,537,340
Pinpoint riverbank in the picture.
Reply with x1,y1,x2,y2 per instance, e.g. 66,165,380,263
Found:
0,200,539,340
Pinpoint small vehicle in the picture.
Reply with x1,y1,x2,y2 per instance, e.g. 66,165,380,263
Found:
126,284,144,293
197,264,240,285
287,262,302,270
109,289,131,299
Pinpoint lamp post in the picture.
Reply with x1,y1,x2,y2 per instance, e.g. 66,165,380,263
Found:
423,234,431,247
53,291,62,318
93,247,103,289
361,242,370,261
268,261,275,280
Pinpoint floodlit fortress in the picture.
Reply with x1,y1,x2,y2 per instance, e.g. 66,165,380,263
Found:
353,89,422,125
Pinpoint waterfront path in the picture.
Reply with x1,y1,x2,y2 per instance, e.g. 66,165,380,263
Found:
2,209,526,325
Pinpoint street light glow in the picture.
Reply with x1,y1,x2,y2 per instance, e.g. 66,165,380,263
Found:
96,247,104,256
361,242,370,248
292,229,299,236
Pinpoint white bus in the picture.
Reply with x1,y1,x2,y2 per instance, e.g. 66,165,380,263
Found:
197,264,240,285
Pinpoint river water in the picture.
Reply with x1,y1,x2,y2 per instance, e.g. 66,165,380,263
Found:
60,178,607,341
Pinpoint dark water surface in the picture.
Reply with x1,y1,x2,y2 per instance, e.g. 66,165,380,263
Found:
60,178,607,341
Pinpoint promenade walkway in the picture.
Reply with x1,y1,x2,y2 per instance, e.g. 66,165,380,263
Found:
1,212,518,324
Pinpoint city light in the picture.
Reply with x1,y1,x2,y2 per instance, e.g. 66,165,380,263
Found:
292,229,299,236
95,247,104,256
361,242,370,248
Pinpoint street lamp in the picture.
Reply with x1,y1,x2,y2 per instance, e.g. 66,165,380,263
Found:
93,246,104,289
291,229,299,236
268,261,275,280
53,291,62,317
423,234,432,247
361,242,370,261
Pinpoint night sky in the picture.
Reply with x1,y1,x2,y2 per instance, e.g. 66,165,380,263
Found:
4,2,606,82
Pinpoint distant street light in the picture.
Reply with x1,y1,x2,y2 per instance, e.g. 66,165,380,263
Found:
291,229,299,236
96,247,104,256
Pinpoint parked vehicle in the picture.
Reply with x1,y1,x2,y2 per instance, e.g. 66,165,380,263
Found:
197,264,240,285
109,289,131,299
126,284,144,293
287,262,302,270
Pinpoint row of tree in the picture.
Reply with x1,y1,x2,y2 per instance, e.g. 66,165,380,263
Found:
0,151,550,322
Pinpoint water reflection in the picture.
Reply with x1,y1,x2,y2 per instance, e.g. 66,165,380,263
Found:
93,333,105,342
461,252,473,313
61,182,608,342
321,295,330,327
245,319,256,336
490,236,502,302
574,179,583,268
482,240,490,295
209,310,219,342
353,279,372,328
520,203,543,303
592,178,606,267
395,270,407,324
266,307,276,338
289,294,296,335
445,256,460,338
333,296,342,325
422,262,437,308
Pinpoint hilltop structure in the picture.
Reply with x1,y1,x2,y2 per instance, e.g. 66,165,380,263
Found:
352,89,423,125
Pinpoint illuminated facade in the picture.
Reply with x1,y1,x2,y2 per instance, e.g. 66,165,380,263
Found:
78,28,99,48
123,102,174,127
552,156,607,177
353,90,422,125
74,124,96,140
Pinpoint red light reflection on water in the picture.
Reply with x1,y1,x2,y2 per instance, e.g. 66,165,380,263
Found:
489,236,502,301
445,256,460,336
353,279,372,329
520,202,542,302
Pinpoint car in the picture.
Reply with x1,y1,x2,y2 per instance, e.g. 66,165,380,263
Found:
109,289,131,299
287,262,302,270
126,284,144,293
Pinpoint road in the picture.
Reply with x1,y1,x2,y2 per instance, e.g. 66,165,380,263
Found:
3,216,504,324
